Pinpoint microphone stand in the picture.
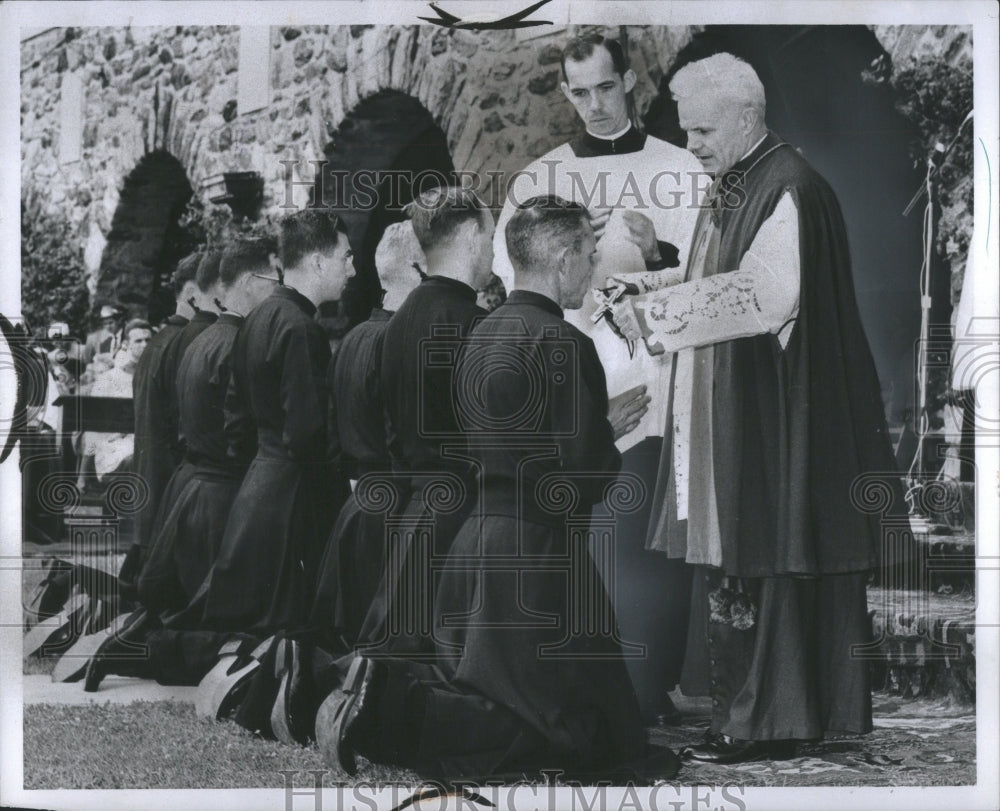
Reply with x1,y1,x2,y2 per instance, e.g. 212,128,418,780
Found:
903,110,972,493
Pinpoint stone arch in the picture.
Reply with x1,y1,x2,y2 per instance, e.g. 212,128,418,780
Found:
94,150,197,324
319,89,455,324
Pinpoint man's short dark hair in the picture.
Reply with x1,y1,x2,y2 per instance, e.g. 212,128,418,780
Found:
560,34,628,81
505,195,590,275
404,185,488,255
220,236,277,286
123,318,152,340
279,210,345,270
195,250,223,292
171,251,202,296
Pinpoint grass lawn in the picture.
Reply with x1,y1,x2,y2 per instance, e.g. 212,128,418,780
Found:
23,701,418,789
19,552,977,790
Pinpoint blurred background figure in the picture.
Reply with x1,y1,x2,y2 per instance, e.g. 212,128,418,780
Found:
81,304,125,368
77,319,152,488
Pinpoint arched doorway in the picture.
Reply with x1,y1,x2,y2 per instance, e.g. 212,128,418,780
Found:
94,151,197,324
644,26,932,437
319,90,455,326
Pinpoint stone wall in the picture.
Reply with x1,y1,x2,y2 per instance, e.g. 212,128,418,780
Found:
20,24,695,303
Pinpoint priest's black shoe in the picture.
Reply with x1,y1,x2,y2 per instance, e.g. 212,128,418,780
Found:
679,734,796,764
315,656,384,776
82,608,155,692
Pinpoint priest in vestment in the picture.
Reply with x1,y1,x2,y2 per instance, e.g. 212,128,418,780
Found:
493,33,704,722
609,53,899,763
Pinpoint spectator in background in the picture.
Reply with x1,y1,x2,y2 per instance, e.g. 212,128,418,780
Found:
81,304,125,368
77,319,152,488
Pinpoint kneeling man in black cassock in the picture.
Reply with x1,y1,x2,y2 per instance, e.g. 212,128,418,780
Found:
198,210,355,635
311,222,424,652
316,196,679,783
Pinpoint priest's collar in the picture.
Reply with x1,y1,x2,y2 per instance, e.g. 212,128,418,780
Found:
707,131,790,225
570,124,647,158
724,131,786,180
272,284,317,317
505,289,563,319
191,309,218,325
217,312,244,328
421,274,478,302
739,133,769,164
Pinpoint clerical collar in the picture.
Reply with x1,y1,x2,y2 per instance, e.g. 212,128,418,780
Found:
421,275,478,302
216,312,244,328
272,284,317,317
191,309,218,325
725,131,788,180
707,132,789,226
571,125,647,158
588,123,632,141
739,133,769,163
504,289,564,319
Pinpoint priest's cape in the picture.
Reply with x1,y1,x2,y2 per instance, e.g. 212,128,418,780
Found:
624,133,903,577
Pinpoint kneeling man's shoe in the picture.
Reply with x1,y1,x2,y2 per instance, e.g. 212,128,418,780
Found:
680,734,796,764
315,656,382,776
81,609,155,692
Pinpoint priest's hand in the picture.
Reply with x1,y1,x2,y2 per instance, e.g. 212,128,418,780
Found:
608,384,650,440
622,211,660,262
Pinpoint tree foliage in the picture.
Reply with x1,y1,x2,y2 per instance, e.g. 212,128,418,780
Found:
20,204,91,339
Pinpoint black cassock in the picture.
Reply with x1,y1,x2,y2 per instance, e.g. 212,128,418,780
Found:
140,311,219,535
130,313,188,553
357,277,486,654
311,307,394,649
123,310,217,593
137,312,252,620
196,287,335,634
355,290,665,781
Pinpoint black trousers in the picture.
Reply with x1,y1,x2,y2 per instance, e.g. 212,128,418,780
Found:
681,566,873,740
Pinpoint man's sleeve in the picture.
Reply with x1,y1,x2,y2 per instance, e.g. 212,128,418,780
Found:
628,192,800,354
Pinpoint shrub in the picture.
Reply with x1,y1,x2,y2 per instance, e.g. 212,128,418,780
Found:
20,205,90,339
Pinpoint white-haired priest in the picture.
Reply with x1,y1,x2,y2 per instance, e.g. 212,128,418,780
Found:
608,52,900,764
